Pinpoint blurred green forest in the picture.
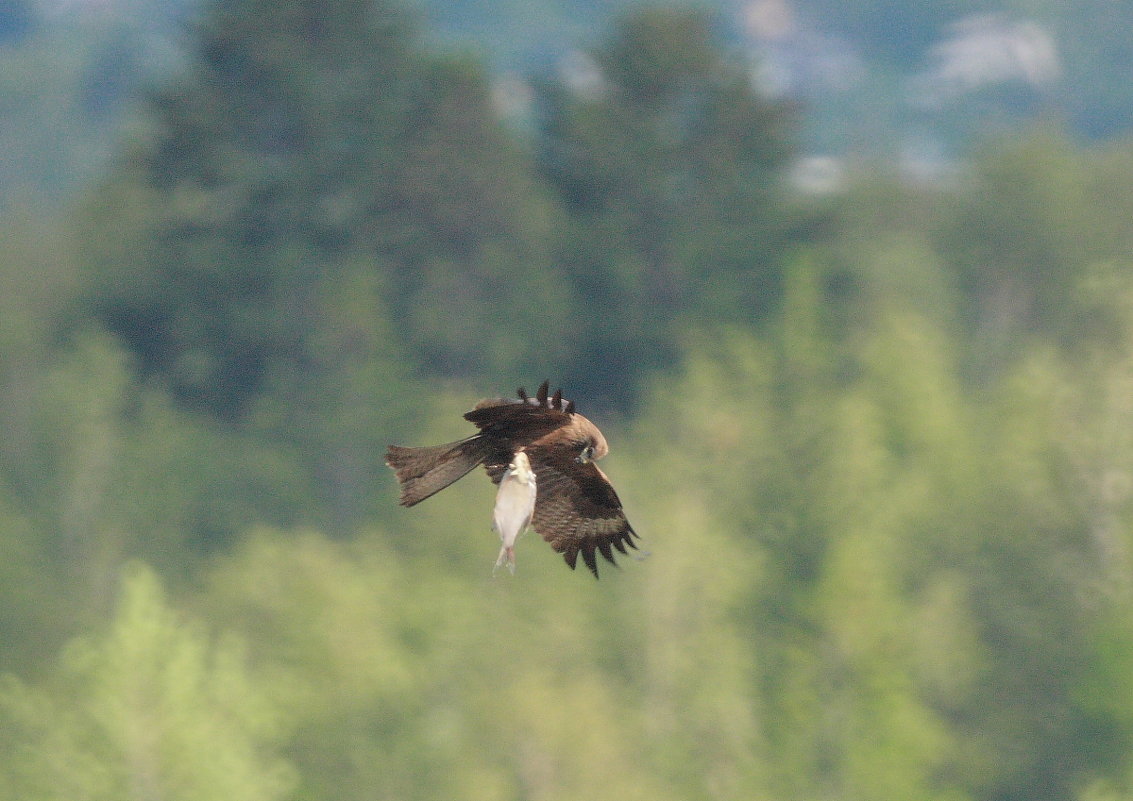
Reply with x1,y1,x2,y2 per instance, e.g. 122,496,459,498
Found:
4,1,1133,799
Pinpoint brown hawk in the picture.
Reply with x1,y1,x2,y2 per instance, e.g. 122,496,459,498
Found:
385,381,639,577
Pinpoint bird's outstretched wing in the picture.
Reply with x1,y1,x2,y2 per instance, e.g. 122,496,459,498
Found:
526,447,638,578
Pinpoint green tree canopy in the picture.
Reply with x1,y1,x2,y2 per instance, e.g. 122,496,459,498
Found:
535,7,798,400
82,0,563,421
0,564,294,801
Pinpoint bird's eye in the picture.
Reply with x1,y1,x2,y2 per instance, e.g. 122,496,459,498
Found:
578,444,594,463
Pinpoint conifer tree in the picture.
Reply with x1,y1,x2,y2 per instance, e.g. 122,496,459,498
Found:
536,8,796,400
83,0,562,420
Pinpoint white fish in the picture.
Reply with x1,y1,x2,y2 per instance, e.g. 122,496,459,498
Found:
493,450,536,574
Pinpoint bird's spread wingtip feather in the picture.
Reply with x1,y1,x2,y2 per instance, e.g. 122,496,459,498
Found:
581,545,599,577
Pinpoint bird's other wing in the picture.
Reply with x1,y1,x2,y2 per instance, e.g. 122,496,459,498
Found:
464,381,573,429
526,447,638,578
464,381,575,483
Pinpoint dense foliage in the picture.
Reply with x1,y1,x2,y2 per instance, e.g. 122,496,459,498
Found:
3,2,1133,800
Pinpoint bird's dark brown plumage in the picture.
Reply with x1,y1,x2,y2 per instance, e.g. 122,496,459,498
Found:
385,381,638,577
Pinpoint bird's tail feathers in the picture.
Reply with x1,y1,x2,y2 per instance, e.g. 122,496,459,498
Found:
385,436,490,507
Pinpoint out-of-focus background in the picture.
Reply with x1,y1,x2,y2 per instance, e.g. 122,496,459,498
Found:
2,0,1133,798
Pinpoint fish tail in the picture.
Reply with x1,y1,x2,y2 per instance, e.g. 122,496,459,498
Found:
493,545,516,575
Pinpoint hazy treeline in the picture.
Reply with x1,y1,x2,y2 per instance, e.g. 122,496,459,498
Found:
3,1,1133,799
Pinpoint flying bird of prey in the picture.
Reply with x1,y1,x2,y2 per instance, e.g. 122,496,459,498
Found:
385,381,639,577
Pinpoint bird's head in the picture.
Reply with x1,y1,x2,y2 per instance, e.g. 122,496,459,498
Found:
574,414,609,463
